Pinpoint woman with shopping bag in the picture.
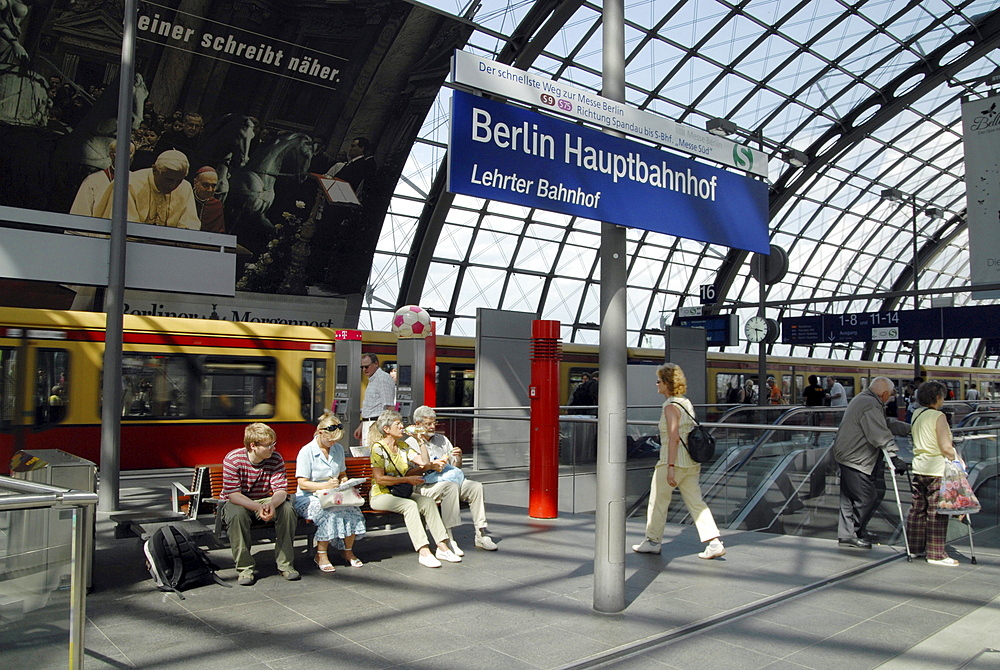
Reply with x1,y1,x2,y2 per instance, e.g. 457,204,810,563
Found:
905,381,964,566
293,412,367,572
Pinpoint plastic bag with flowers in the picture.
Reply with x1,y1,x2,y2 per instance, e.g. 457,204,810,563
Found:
937,460,981,515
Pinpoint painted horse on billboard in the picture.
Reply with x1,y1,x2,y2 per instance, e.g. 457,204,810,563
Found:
188,113,256,203
225,131,318,255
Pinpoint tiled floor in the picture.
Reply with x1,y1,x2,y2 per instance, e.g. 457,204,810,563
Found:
22,474,1000,669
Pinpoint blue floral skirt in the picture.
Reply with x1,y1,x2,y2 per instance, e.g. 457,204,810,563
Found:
293,494,367,548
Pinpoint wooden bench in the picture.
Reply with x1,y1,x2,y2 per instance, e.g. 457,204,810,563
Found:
172,461,314,545
171,458,407,543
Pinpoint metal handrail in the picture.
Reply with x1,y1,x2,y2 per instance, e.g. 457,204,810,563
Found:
0,476,96,670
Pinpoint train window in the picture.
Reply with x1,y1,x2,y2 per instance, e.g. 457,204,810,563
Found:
35,349,69,426
200,357,276,418
1,347,16,430
121,354,193,418
834,376,855,400
302,359,327,423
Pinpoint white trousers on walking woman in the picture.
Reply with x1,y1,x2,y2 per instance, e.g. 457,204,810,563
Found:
644,462,720,543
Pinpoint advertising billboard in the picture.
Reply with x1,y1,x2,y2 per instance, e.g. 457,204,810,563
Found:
962,93,1000,299
0,0,469,316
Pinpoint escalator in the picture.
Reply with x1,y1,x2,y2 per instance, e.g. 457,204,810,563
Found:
628,405,1000,542
655,406,902,541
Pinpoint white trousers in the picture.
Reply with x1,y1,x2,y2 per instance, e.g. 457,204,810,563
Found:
644,462,720,543
418,478,488,531
369,492,448,552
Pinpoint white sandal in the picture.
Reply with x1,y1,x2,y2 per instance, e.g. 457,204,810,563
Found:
926,556,958,567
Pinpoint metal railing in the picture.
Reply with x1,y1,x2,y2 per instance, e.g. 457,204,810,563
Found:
0,476,97,670
430,404,999,545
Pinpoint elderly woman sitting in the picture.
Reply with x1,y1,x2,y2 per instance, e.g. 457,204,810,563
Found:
293,412,367,572
368,410,460,568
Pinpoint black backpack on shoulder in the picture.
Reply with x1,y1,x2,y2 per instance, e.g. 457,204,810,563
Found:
673,401,717,463
143,523,230,599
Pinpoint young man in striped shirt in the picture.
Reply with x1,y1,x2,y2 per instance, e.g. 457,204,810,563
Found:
221,423,299,585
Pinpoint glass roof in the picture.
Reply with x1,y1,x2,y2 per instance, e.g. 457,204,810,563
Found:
366,0,1000,367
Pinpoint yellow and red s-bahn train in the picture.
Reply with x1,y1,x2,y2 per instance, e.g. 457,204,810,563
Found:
2,307,997,474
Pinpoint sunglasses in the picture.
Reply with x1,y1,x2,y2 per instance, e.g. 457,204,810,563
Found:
320,424,343,432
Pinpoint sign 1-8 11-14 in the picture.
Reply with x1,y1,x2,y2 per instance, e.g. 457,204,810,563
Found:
837,311,900,328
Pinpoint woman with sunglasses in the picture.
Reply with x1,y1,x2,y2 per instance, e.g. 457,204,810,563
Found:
293,411,366,572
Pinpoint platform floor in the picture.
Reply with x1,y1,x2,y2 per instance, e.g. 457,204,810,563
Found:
44,474,1000,669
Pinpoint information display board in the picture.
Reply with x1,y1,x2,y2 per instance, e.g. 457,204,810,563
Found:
677,315,738,346
782,304,1000,344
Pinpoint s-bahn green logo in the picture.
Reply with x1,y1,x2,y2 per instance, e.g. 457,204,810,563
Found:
733,145,754,171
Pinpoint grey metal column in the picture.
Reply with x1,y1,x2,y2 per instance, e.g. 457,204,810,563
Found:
594,0,627,614
757,253,767,406
909,194,921,382
98,0,138,512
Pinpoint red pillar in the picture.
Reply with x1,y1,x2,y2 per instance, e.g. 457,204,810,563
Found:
529,320,561,518
423,322,437,407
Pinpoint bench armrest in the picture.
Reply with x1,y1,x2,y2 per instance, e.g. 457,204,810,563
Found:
170,481,199,517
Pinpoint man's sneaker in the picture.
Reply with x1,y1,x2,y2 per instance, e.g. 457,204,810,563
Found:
450,540,465,557
418,553,442,568
632,539,661,554
698,542,726,560
237,571,256,586
281,569,300,581
926,556,959,567
435,547,462,563
475,533,498,551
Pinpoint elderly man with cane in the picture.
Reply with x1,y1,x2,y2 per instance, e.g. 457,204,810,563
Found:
833,377,911,549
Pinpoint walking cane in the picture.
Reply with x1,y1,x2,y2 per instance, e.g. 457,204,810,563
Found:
883,448,911,562
960,514,978,565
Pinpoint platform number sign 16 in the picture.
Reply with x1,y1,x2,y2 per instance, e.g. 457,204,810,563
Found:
699,284,717,305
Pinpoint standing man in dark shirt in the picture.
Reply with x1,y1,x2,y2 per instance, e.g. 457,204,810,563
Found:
803,375,825,407
832,378,910,549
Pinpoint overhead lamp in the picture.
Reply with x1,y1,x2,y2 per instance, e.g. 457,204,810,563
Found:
705,118,737,136
880,187,905,203
923,207,943,219
782,149,808,168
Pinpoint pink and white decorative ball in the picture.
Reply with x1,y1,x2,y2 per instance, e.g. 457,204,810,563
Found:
391,305,431,338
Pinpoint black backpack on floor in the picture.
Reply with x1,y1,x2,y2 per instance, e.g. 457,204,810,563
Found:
143,523,230,599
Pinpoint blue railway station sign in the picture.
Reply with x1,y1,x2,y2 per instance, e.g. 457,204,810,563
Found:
448,90,770,254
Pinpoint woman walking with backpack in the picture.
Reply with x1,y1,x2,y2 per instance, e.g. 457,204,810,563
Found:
632,363,726,560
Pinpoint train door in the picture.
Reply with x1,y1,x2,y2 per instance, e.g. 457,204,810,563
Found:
780,374,802,404
0,346,15,431
301,359,327,423
34,349,70,425
436,362,475,408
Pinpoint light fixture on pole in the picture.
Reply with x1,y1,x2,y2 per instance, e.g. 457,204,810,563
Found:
782,149,809,168
706,118,737,136
880,187,934,382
